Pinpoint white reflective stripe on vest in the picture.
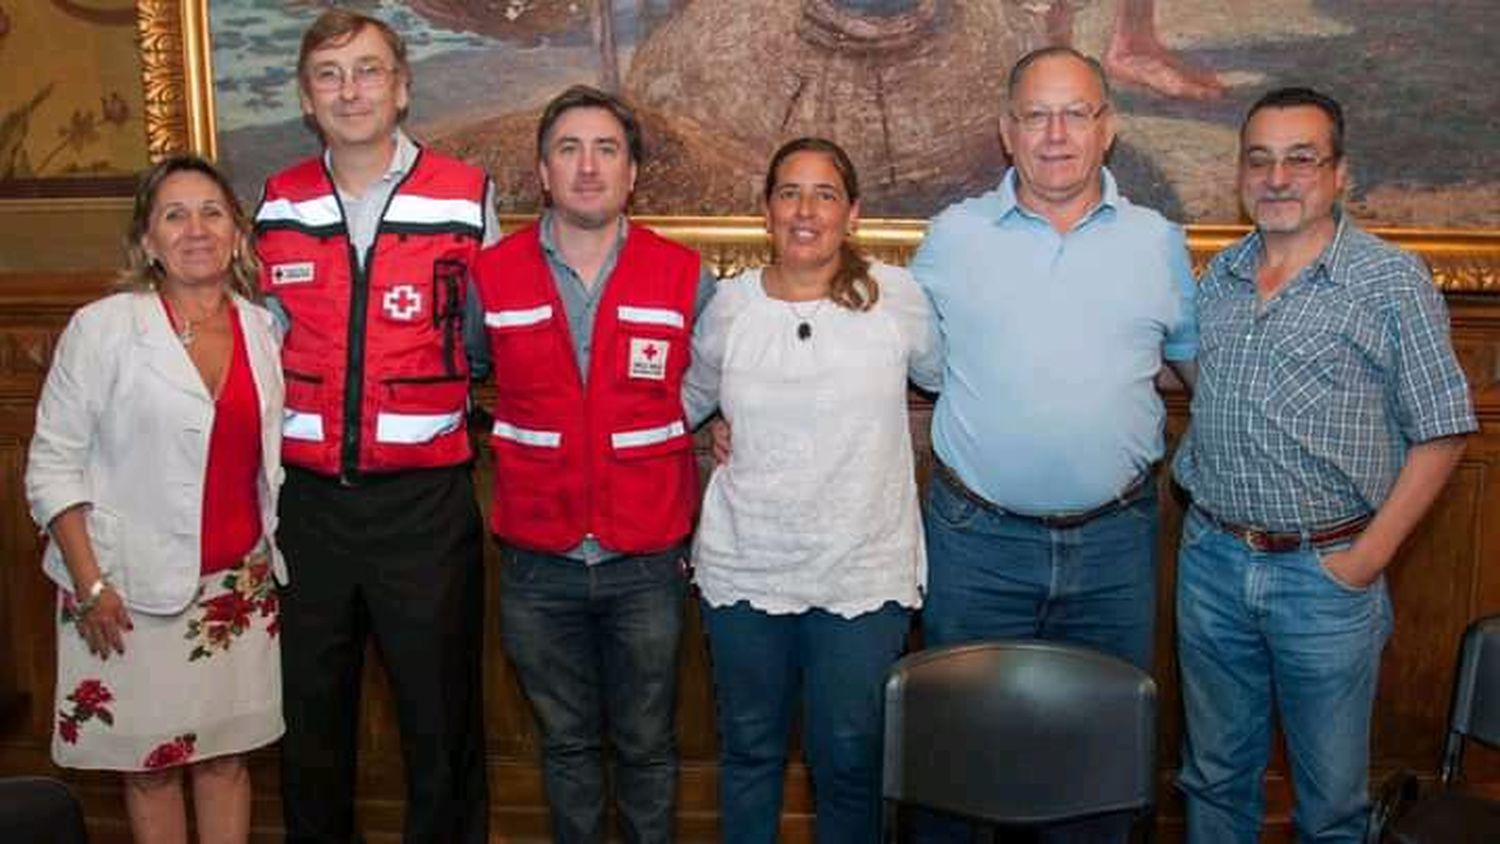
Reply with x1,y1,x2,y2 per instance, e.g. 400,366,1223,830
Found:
375,410,464,444
617,305,685,330
492,419,562,448
256,195,342,228
484,304,553,328
384,194,484,229
283,409,326,442
611,420,686,450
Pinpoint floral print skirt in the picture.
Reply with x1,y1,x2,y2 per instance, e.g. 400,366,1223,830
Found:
52,548,283,771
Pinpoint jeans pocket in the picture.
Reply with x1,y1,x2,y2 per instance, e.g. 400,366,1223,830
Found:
1181,507,1213,549
500,549,542,587
1115,482,1160,528
1313,541,1375,594
632,553,679,581
924,471,980,529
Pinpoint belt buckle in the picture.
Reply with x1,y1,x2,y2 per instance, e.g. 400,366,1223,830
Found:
1243,528,1272,553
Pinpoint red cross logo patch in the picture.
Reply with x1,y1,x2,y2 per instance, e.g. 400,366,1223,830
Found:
270,262,315,285
627,337,669,380
382,284,424,322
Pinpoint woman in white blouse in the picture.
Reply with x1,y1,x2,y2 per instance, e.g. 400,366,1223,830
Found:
683,137,942,843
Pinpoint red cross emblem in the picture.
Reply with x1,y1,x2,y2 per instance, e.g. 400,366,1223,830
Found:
627,337,669,381
382,284,424,321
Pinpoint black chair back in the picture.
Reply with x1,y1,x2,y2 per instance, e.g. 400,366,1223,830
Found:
882,640,1157,831
0,776,87,843
1375,615,1500,843
1441,614,1500,783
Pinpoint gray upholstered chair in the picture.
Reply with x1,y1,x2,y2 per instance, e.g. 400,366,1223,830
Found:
1369,614,1500,844
881,640,1158,842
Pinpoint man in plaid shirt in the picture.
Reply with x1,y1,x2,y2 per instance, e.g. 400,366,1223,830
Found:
1172,86,1476,844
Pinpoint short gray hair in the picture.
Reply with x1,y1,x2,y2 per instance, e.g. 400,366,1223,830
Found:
1005,46,1112,105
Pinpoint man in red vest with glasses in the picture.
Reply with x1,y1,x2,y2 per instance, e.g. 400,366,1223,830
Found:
254,9,497,842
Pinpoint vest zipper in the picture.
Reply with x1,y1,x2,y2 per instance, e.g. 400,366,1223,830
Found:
340,243,371,484
330,155,420,483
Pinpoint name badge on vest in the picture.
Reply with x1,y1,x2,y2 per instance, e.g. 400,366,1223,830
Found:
270,262,315,285
628,337,669,381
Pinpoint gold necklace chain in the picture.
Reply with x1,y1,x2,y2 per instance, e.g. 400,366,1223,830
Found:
165,294,228,348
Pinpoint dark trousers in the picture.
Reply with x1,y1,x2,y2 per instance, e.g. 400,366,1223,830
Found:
500,545,688,844
278,466,488,844
704,600,911,844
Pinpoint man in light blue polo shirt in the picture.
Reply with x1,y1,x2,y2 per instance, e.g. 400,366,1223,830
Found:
912,45,1197,675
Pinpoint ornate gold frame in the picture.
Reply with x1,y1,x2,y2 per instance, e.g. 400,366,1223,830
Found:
136,0,1499,292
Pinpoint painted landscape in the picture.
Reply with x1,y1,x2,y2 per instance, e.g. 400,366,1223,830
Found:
212,0,1499,226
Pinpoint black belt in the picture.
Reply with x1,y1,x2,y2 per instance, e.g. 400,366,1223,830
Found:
1192,505,1372,553
932,459,1154,530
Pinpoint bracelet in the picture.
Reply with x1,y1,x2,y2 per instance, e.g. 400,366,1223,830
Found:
75,578,109,618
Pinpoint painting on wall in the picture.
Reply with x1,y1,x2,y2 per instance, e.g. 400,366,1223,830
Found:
0,0,148,197
207,0,1497,227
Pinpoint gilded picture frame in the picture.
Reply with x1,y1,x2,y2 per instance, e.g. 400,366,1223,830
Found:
136,0,1498,292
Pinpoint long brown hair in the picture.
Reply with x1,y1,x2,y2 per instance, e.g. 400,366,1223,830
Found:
763,137,878,312
118,154,261,303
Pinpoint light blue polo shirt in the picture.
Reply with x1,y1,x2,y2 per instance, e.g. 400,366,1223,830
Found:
912,167,1197,514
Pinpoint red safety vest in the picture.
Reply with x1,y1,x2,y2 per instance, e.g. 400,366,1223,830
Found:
474,222,701,553
254,150,488,478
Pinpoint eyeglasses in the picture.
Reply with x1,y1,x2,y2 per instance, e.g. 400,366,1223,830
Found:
308,61,395,93
1009,103,1109,133
1242,151,1337,180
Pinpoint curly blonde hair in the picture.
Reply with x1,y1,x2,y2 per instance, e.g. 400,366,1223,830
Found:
117,154,261,303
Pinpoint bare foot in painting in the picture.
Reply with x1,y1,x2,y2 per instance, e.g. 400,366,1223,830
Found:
1105,44,1225,100
1103,0,1225,100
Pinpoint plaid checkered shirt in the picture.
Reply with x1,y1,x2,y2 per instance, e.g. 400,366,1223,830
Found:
1173,211,1477,531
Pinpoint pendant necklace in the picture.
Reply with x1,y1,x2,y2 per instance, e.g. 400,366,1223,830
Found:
160,293,227,348
767,266,827,341
788,299,826,341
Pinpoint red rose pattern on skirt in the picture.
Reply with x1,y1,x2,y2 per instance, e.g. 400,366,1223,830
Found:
142,733,197,769
57,678,115,745
185,557,279,661
52,550,282,771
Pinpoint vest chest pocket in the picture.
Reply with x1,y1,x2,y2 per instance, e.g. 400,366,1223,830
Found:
615,305,687,393
375,377,468,445
608,419,691,461
485,304,561,388
281,352,327,444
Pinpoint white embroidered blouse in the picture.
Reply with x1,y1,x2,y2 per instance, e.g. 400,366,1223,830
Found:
683,261,942,618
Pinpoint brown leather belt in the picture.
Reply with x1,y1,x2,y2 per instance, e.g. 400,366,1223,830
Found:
1192,505,1372,553
932,459,1154,530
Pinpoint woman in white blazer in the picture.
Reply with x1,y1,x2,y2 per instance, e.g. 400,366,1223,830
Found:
26,155,285,844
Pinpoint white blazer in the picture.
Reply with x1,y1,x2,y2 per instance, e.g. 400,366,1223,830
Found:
26,291,287,615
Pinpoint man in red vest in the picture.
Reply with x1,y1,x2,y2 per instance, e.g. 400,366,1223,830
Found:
254,10,496,842
473,85,715,843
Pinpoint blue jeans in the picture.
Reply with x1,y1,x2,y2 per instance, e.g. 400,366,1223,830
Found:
1176,508,1392,844
500,546,688,844
917,470,1157,844
922,469,1159,669
703,600,911,844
